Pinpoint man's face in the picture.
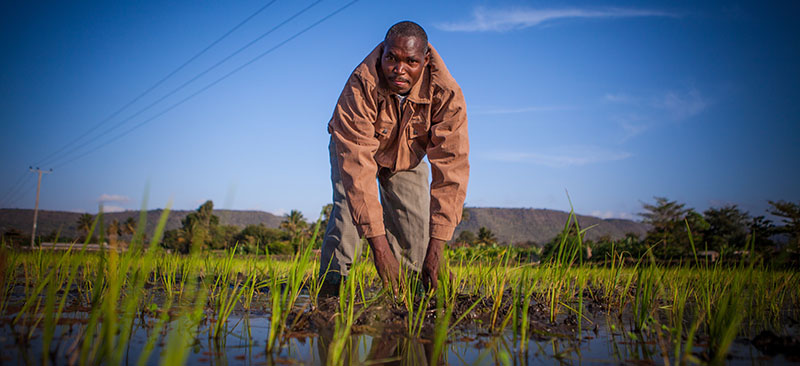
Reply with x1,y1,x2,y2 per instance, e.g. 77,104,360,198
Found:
380,36,429,95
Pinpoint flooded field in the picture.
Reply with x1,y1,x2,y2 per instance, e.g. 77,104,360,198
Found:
1,288,798,365
1,213,798,365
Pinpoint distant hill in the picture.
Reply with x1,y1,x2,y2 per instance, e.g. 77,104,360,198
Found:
2,207,648,245
0,209,283,240
455,207,649,246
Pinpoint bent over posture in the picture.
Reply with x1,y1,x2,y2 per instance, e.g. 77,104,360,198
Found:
321,21,469,291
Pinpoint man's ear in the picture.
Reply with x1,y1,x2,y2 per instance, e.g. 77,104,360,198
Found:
424,50,430,66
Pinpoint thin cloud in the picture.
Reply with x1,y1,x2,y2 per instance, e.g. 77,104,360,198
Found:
605,88,709,142
610,113,652,142
486,146,631,167
652,88,708,120
472,105,570,115
97,194,129,203
591,210,635,220
604,93,638,104
438,7,676,32
619,120,650,141
102,205,126,213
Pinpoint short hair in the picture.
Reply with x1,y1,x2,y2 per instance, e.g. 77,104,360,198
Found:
384,21,428,53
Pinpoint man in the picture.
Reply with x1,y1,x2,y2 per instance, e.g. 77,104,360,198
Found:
321,21,468,292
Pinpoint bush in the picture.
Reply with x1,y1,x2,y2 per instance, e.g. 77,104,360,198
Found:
161,229,190,253
210,225,239,250
2,229,26,247
448,245,540,263
234,224,287,253
266,240,294,255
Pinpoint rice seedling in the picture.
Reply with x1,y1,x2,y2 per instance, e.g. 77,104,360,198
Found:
668,273,693,364
209,244,249,339
159,268,206,366
402,273,431,339
632,254,664,332
15,225,94,347
42,239,86,364
487,249,512,333
309,257,334,308
264,221,318,353
0,243,19,316
136,287,174,366
516,266,538,353
545,210,586,323
241,247,266,311
110,207,171,365
158,255,179,299
327,245,368,366
430,257,454,364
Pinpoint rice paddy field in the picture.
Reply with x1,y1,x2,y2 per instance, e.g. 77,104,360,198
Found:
1,210,798,365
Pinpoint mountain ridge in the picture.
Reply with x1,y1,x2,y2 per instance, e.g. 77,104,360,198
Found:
1,207,648,245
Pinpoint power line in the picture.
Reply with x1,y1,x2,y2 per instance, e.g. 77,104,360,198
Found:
3,176,36,208
1,173,35,208
34,0,279,168
51,0,359,169
45,0,325,169
0,170,29,205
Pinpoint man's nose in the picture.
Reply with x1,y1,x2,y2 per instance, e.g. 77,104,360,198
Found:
393,63,405,74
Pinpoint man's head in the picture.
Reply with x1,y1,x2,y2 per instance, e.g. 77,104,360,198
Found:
381,21,429,95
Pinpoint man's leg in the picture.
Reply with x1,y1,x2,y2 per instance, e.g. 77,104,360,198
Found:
378,160,430,273
319,139,362,284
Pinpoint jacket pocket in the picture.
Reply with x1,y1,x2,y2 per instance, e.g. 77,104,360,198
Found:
373,120,395,145
407,115,429,139
407,116,429,158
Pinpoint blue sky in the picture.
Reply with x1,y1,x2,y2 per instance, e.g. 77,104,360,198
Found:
1,0,798,222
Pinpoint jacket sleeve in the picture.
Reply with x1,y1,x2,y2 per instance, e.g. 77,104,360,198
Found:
427,86,469,241
329,74,385,239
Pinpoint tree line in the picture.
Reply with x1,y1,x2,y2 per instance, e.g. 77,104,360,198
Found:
453,198,800,265
40,200,330,255
4,197,797,265
157,201,331,254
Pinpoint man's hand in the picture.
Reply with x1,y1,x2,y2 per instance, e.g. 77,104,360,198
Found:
422,238,446,291
367,235,401,295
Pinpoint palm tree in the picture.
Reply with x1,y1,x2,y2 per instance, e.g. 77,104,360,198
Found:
122,217,136,236
281,210,308,253
107,219,121,247
475,227,497,246
77,213,94,240
320,204,333,230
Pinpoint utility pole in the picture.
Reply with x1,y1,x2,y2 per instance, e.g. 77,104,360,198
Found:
29,167,52,248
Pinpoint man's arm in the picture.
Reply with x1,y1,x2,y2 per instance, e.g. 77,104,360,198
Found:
330,74,385,239
427,86,469,241
330,73,401,292
423,85,469,289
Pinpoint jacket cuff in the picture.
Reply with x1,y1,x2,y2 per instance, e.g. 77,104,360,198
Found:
357,223,386,239
430,223,455,241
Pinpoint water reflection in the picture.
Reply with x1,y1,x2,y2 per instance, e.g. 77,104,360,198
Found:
0,310,795,365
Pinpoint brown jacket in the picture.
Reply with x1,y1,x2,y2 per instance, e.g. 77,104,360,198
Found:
328,42,469,241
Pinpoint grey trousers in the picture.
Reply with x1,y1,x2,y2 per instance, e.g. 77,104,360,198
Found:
319,139,430,283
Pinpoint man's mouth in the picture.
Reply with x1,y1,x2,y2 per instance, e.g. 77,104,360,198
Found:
390,77,409,86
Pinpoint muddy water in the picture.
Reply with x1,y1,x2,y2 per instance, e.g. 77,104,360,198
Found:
1,294,798,365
